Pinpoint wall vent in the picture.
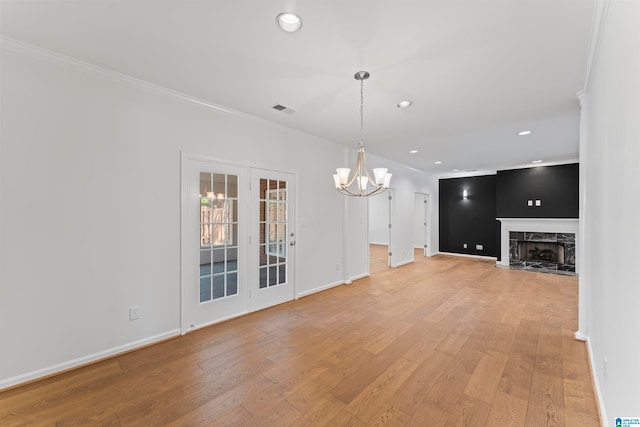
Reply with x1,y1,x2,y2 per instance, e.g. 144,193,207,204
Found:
271,104,296,114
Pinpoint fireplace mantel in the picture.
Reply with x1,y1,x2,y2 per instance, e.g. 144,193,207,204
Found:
496,218,579,272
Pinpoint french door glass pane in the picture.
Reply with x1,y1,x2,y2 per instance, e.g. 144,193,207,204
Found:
258,178,288,288
199,171,239,303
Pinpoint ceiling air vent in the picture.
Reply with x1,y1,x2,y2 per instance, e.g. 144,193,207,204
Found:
271,104,296,114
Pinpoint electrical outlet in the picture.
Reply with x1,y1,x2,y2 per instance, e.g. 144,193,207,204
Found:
129,306,141,321
476,244,483,250
463,243,467,249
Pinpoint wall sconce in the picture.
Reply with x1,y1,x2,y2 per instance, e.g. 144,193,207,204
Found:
462,189,468,200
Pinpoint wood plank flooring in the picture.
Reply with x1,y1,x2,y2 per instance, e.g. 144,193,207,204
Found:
0,245,600,426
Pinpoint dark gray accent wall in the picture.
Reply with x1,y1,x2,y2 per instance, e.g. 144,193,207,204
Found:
439,175,499,257
439,163,579,260
496,163,579,218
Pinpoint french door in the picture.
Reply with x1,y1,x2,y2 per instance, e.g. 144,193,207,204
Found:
249,169,296,312
181,156,296,333
181,155,249,333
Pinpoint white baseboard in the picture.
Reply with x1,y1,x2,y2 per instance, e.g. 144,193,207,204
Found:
574,330,588,341
297,280,345,298
583,336,609,427
349,273,370,282
0,329,181,391
392,259,414,268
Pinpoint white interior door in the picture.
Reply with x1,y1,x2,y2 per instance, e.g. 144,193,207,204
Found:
250,169,296,312
181,155,249,333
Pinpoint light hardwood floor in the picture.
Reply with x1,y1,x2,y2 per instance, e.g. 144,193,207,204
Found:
0,245,600,426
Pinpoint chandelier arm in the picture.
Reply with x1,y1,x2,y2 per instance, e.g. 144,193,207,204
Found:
360,150,377,187
337,183,385,197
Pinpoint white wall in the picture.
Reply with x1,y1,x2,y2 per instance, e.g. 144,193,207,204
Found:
581,0,640,422
0,44,363,387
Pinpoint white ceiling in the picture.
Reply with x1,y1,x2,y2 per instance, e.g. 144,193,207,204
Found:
0,0,595,176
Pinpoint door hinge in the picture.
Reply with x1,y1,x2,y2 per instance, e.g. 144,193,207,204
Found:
388,224,392,229
388,195,392,200
424,244,428,248
388,252,393,256
424,200,427,203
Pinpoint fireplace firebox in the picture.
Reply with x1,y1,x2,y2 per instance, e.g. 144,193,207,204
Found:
508,231,575,275
517,241,565,264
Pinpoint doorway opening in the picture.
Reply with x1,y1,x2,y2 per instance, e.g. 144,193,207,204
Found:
368,189,393,270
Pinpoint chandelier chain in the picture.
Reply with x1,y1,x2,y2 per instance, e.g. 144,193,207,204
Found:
360,76,364,147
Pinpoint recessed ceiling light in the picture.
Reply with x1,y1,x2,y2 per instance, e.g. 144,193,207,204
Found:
452,169,460,172
409,150,418,154
517,130,532,136
435,161,442,165
532,159,543,163
397,100,413,108
276,12,302,32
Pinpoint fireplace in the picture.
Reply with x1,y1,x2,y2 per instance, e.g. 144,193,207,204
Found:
497,218,578,276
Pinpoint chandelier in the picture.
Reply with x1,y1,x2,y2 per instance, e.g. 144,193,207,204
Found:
333,71,392,196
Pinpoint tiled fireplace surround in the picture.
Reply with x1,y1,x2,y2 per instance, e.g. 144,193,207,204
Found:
497,218,579,276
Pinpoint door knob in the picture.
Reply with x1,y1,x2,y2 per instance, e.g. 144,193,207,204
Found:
289,241,296,246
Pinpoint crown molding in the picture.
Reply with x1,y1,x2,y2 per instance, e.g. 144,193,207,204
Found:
0,36,276,127
583,0,611,93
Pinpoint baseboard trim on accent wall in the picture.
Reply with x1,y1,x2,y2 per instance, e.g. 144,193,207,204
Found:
584,336,609,427
297,280,345,298
0,329,181,391
437,252,497,261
